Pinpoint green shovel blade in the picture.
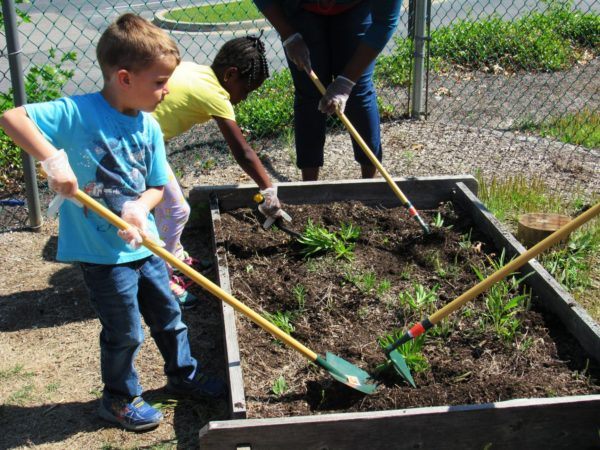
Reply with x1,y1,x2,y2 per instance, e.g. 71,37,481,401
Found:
389,349,416,387
316,352,378,394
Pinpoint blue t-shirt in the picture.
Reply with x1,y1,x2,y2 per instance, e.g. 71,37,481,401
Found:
25,92,169,264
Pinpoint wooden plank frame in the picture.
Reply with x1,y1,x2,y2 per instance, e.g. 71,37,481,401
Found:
198,395,600,449
197,176,599,448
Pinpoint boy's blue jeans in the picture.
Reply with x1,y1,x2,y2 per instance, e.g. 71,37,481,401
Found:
286,0,382,168
80,255,197,399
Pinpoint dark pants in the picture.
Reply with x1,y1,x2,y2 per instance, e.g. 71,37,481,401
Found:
287,0,382,169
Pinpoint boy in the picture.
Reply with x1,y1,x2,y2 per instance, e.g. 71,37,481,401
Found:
152,35,290,305
0,13,223,431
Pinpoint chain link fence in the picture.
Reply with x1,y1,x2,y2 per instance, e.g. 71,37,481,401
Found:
1,0,598,232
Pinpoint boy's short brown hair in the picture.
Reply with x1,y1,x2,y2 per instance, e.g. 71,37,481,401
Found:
96,13,181,80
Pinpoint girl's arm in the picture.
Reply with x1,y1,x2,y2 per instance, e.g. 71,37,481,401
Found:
214,116,272,190
137,186,164,211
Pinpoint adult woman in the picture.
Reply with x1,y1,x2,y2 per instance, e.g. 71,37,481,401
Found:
253,0,402,180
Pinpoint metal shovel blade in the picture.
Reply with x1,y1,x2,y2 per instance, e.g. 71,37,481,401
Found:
388,349,416,387
316,353,378,394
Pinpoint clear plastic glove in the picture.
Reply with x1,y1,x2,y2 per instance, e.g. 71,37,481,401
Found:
282,33,311,73
40,149,79,218
318,75,356,115
117,200,149,249
258,186,292,229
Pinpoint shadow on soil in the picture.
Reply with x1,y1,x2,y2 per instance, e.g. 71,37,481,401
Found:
0,400,102,448
0,391,229,449
0,263,94,332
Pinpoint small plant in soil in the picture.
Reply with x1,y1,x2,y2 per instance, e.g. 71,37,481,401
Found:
377,333,429,375
472,250,532,342
398,283,440,313
292,283,307,311
431,211,446,229
271,375,289,397
262,310,295,337
298,220,360,260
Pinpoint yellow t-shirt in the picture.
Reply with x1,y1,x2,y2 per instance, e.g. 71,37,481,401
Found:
152,62,236,141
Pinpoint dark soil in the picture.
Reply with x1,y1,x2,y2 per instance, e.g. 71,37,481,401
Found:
215,201,599,418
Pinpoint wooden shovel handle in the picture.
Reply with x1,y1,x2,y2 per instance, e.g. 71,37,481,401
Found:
429,202,600,324
73,189,319,361
308,70,410,206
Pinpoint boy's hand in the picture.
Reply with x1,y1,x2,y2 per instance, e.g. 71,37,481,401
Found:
318,76,356,115
282,33,311,73
258,186,292,229
118,200,149,249
40,149,78,197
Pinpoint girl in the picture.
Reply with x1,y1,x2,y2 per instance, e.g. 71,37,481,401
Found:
153,35,289,307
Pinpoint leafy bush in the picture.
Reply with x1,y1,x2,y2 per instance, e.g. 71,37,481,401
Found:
0,41,76,192
379,0,599,84
236,69,294,139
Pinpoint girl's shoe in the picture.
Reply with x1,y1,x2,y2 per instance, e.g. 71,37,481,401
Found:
170,275,198,310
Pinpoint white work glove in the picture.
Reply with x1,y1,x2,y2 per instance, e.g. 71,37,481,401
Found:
318,75,356,115
258,186,292,229
117,200,149,250
40,149,79,218
282,33,311,73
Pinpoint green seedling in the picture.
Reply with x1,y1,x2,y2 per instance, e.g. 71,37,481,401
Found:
473,250,532,342
299,220,360,260
398,283,439,312
378,332,429,375
376,279,392,297
338,222,361,241
292,283,307,311
271,375,289,396
458,229,474,250
262,310,295,336
431,212,445,228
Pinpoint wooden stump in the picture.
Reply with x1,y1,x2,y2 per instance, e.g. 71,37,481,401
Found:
517,213,571,248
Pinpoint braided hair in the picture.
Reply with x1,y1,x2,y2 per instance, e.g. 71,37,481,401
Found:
211,33,269,89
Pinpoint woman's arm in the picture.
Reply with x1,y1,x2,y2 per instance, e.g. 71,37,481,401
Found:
341,0,402,81
253,0,296,41
214,116,272,190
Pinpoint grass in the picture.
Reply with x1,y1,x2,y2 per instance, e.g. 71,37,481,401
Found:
476,172,599,322
164,0,263,23
517,109,600,149
475,170,580,224
379,1,599,89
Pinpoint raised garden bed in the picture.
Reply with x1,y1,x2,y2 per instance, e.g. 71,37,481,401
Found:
189,176,600,449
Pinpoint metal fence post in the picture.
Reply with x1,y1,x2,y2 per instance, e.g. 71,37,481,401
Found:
410,0,427,119
2,0,42,230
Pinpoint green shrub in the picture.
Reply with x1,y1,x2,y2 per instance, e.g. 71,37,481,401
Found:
380,1,599,79
236,69,294,139
374,38,413,87
0,48,77,192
